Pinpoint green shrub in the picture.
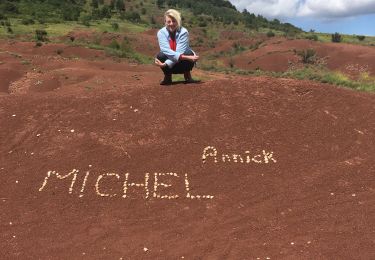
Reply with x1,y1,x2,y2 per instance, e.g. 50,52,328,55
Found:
150,16,156,25
199,21,207,27
35,29,48,42
267,30,275,37
124,11,141,23
2,2,18,13
108,39,120,49
297,48,316,64
21,18,35,25
356,35,365,41
305,34,318,41
7,26,13,34
100,6,112,19
331,32,342,42
79,13,92,26
111,22,119,30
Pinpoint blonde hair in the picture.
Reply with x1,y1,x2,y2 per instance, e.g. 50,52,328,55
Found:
164,9,182,29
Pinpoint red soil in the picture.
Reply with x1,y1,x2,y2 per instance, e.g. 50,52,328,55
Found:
1,39,375,259
226,38,375,77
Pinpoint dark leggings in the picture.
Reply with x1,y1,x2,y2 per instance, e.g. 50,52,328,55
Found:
156,50,195,75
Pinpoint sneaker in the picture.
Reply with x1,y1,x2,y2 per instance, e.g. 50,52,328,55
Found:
160,74,172,85
160,79,172,85
184,78,201,84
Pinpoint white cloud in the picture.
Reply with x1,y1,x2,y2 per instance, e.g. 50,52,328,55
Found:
298,0,375,18
229,0,375,19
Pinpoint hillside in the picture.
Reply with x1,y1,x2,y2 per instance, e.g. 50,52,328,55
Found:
0,40,375,258
0,0,301,32
1,1,375,258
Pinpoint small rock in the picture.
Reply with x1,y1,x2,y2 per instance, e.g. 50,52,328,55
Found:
143,247,148,252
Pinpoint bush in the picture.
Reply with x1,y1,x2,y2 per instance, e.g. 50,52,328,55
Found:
150,16,156,25
356,35,365,41
111,22,119,30
108,39,120,49
305,34,318,41
35,29,48,42
21,18,35,25
62,7,81,21
199,21,207,27
35,42,43,47
2,2,18,13
297,48,316,64
267,31,275,37
80,14,92,26
7,26,13,34
331,32,342,42
124,12,141,23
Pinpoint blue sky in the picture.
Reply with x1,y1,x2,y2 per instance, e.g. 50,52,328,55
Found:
228,0,375,36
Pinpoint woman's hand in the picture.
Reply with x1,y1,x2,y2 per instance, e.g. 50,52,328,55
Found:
189,55,199,62
180,55,199,62
154,58,166,68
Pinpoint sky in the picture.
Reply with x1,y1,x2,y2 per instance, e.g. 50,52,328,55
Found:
228,0,375,36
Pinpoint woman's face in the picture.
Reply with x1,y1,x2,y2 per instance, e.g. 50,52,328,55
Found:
165,16,178,32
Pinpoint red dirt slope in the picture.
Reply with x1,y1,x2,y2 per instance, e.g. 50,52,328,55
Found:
1,40,375,259
226,38,375,77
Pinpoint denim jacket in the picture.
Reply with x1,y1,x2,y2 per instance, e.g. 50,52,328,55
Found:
157,26,192,68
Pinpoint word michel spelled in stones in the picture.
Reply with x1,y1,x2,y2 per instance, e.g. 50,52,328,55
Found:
38,170,214,200
202,146,277,164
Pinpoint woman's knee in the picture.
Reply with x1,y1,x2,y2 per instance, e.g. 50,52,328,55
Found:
156,52,168,62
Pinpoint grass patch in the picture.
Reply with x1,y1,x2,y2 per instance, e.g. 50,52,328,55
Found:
316,32,375,46
200,62,375,92
172,74,204,82
282,67,375,91
94,19,149,33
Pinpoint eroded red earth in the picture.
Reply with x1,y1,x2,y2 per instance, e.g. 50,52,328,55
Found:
1,39,375,259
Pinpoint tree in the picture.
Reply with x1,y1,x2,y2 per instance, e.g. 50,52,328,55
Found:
157,0,165,8
100,5,111,18
91,0,99,8
331,32,342,43
116,0,125,12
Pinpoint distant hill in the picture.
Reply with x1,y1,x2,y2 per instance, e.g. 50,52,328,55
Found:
0,0,302,34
